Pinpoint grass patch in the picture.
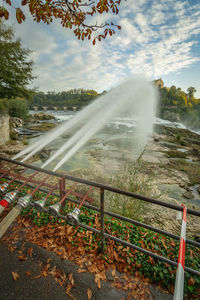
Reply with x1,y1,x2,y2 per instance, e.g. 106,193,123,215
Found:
166,150,187,159
106,159,156,221
27,122,56,131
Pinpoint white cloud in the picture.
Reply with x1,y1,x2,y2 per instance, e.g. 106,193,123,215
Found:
4,0,200,95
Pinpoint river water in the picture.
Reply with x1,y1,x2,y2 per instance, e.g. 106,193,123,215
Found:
27,110,200,171
28,110,149,171
27,110,200,207
14,110,199,207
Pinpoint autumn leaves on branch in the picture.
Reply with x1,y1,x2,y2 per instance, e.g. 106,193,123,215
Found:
0,0,121,44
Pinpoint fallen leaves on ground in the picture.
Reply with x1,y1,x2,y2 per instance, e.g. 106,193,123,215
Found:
3,206,199,300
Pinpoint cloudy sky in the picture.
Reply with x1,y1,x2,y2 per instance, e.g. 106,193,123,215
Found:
6,0,200,97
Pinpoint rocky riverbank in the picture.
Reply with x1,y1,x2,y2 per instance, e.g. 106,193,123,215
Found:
0,112,56,158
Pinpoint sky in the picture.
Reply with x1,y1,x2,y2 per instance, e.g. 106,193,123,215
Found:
4,0,200,97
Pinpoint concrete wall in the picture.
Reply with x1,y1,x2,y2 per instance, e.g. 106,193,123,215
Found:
0,114,10,145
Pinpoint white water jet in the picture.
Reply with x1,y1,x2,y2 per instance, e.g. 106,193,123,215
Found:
13,84,122,161
47,76,157,171
14,76,158,169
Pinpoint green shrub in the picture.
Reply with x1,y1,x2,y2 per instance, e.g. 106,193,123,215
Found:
5,98,28,119
0,99,7,114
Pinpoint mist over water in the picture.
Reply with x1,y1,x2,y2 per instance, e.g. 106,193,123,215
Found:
14,77,158,171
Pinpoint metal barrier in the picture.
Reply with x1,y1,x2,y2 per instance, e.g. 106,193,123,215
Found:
0,156,200,279
173,204,187,300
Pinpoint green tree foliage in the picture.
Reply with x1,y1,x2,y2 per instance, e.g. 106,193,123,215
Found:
6,98,28,119
0,22,34,99
159,85,200,129
31,89,99,109
0,98,28,119
187,86,197,99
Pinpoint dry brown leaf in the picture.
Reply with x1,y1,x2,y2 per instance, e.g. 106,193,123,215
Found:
66,282,72,294
18,255,27,261
97,278,101,289
94,274,101,289
10,246,16,253
188,277,195,286
27,248,33,257
66,226,74,235
67,292,76,300
31,274,42,279
88,265,98,274
25,271,31,276
111,268,116,277
49,265,56,276
68,273,74,284
12,271,20,281
41,270,48,277
113,251,119,261
87,288,92,300
77,268,86,273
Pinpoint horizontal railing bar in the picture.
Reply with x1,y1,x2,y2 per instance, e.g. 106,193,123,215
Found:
1,176,199,248
58,214,200,276
103,210,200,248
103,233,200,276
1,156,200,217
60,215,101,235
5,171,56,189
1,176,101,212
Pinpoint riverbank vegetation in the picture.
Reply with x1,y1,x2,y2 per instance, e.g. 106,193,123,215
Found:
0,22,33,120
31,89,99,109
159,85,200,129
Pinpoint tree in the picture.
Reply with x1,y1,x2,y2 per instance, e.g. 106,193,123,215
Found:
187,87,197,99
0,22,34,99
0,0,121,44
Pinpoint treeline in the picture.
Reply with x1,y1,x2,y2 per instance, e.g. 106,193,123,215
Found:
31,89,99,108
159,85,200,129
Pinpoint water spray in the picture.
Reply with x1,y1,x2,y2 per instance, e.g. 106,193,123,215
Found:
13,93,110,162
67,186,92,225
39,77,157,171
14,77,157,168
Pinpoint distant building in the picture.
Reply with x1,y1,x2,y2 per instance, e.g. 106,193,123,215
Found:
154,78,164,89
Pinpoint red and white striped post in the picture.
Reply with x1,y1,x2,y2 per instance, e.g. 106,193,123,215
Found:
173,204,187,300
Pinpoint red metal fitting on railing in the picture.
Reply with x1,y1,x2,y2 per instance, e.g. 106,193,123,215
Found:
0,199,9,208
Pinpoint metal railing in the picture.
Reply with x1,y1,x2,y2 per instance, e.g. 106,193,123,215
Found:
0,156,200,278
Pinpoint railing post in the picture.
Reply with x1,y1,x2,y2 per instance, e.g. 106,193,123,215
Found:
59,177,65,201
173,204,187,300
100,188,105,253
